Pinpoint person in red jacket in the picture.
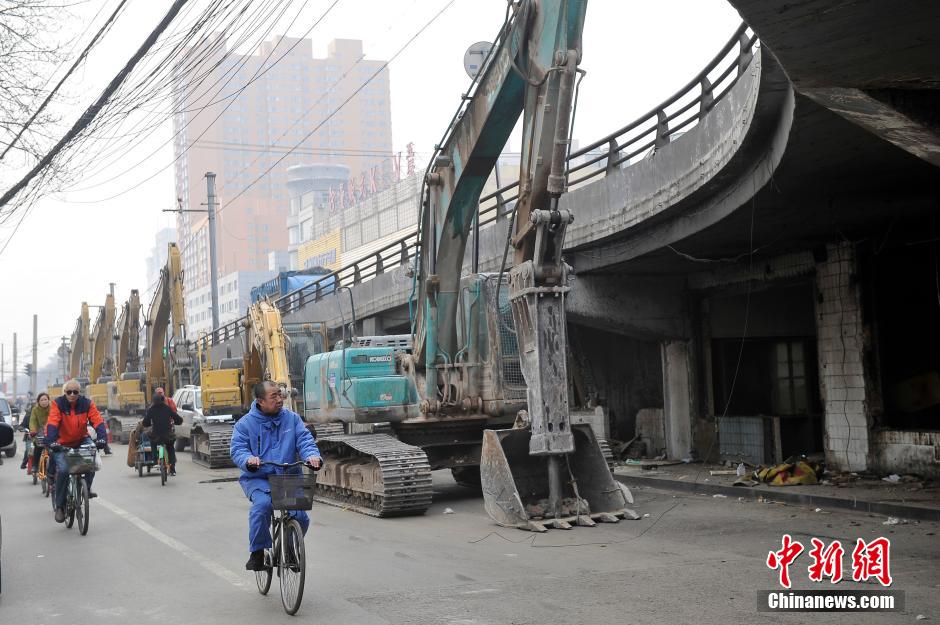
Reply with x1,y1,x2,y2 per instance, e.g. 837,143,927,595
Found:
46,379,107,523
154,387,177,412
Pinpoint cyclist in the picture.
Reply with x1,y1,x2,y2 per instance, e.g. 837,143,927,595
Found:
25,392,51,474
230,381,321,571
142,393,182,476
47,380,107,523
154,387,177,412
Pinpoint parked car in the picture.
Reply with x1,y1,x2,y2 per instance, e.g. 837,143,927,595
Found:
0,396,17,458
171,385,203,450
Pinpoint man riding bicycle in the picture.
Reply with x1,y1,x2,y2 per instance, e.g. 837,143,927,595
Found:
230,381,321,571
46,380,107,523
142,393,183,476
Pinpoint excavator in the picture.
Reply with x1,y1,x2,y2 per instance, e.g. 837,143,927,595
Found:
191,300,298,468
106,290,147,443
84,293,116,411
304,0,634,530
143,242,195,423
49,305,90,397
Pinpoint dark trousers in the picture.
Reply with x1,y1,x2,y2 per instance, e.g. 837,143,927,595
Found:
150,436,177,468
52,439,95,509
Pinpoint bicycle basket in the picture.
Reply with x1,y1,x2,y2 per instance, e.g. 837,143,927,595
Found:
65,447,97,474
269,473,317,510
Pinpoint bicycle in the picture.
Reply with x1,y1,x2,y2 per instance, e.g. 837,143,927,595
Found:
49,441,104,536
252,461,318,615
156,441,170,486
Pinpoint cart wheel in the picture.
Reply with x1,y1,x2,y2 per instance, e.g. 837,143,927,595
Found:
147,465,151,473
137,461,143,478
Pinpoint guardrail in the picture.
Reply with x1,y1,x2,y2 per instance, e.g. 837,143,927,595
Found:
208,23,758,346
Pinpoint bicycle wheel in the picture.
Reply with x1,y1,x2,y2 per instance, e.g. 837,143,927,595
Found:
279,517,306,615
65,478,76,529
77,479,90,536
255,551,273,595
159,449,167,486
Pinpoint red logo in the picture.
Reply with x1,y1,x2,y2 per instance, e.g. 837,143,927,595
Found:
767,535,892,588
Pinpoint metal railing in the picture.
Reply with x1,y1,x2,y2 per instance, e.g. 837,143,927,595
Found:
207,24,758,346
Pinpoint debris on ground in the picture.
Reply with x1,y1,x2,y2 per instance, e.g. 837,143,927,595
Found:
883,474,901,483
713,494,727,499
756,459,822,486
443,508,455,514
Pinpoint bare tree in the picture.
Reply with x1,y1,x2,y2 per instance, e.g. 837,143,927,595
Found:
0,0,72,164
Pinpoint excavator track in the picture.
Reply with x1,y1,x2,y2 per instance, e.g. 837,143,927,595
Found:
107,415,141,444
315,434,432,517
190,424,235,469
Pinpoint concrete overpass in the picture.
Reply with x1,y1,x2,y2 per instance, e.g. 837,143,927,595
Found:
208,12,940,479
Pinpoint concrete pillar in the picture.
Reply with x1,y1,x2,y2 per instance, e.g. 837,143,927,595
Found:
361,316,384,337
815,242,870,472
662,340,694,460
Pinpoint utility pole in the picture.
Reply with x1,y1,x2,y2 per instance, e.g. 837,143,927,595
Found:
163,173,220,331
59,337,69,383
12,332,17,400
206,172,220,330
1,342,4,393
31,315,37,397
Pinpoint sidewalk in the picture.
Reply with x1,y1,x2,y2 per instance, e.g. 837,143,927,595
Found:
613,461,940,522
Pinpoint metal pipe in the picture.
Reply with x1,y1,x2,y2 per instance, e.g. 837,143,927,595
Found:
547,455,563,518
547,49,579,197
206,172,220,331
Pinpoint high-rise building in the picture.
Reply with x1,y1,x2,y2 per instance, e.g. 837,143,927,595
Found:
145,227,177,305
172,35,392,300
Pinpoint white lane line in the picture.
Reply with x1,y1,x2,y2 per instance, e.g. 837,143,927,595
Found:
97,497,248,590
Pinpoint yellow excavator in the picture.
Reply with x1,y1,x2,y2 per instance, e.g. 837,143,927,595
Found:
49,302,92,398
191,300,293,468
144,242,195,408
84,293,116,410
106,290,146,443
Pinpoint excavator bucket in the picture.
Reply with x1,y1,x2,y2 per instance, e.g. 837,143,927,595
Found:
481,424,639,532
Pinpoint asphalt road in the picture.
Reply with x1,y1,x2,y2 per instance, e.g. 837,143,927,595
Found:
0,447,937,624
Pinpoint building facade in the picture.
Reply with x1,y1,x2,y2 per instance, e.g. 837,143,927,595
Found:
172,35,392,303
184,269,276,338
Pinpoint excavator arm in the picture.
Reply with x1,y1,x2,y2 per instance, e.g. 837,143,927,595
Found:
412,0,634,530
144,243,192,401
115,290,141,376
69,302,90,380
243,300,293,411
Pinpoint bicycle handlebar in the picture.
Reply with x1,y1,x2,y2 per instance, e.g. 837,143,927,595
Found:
48,440,107,453
247,459,321,472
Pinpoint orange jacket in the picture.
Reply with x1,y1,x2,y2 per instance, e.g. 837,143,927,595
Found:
47,395,106,447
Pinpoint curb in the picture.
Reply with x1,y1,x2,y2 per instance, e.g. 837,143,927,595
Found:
614,473,940,523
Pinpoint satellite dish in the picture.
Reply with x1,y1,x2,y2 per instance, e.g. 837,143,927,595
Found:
463,41,493,80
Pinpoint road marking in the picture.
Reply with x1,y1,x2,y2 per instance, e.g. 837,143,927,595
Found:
98,497,247,590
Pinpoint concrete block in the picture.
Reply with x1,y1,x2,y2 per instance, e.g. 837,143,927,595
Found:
846,387,867,401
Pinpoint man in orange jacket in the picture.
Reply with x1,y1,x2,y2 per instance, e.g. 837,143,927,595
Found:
47,379,108,523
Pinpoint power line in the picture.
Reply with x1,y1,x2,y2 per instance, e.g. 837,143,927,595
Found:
62,0,342,200
220,0,457,214
0,0,131,161
0,0,191,213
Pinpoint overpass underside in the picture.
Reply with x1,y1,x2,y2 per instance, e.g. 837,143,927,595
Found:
210,18,940,479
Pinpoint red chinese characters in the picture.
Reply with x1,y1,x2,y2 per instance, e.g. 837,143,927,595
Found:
767,534,805,588
807,538,844,583
851,537,892,587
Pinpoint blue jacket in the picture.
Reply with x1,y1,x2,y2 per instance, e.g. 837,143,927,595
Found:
230,401,320,498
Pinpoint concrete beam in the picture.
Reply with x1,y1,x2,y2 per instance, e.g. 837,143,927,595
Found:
567,49,794,272
567,274,689,340
802,87,940,167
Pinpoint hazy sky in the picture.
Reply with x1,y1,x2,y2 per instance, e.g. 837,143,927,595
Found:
0,0,741,389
